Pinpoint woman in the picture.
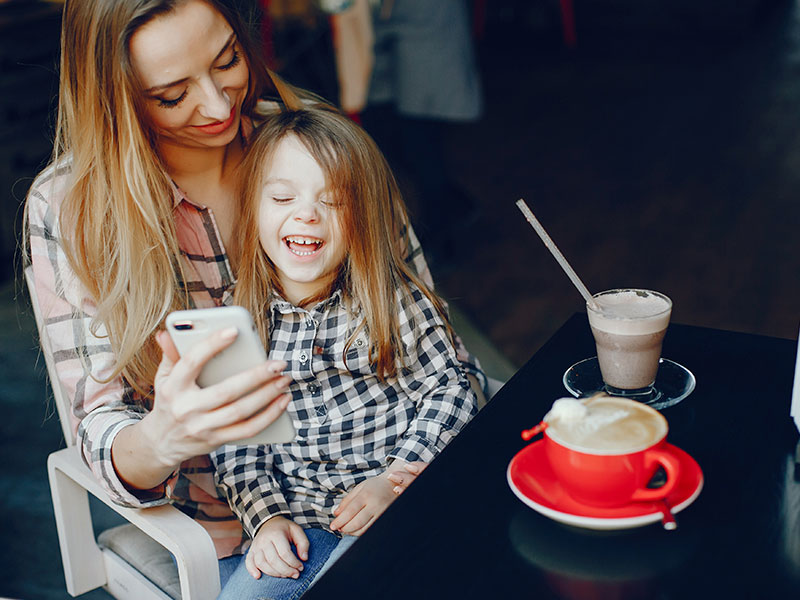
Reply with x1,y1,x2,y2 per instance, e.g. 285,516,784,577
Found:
25,0,485,590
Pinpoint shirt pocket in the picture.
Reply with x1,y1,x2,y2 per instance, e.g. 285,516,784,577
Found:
322,333,373,377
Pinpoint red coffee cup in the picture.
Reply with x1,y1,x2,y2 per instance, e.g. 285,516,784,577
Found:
543,396,681,508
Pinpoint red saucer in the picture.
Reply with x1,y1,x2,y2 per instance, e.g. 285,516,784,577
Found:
507,440,703,530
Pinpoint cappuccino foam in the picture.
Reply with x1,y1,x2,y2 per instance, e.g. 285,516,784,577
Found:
546,396,667,454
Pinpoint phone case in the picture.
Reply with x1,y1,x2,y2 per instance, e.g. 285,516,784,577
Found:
166,306,295,445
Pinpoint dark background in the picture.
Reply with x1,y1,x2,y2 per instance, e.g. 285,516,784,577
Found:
1,0,799,598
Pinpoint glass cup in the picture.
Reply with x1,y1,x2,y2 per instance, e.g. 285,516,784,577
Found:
587,289,672,398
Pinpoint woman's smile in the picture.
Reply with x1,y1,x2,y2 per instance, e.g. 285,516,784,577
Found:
192,107,237,135
129,1,249,150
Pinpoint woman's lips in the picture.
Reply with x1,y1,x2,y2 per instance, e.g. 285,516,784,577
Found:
192,108,236,135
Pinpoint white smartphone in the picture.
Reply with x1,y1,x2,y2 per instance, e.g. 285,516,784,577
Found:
165,306,295,445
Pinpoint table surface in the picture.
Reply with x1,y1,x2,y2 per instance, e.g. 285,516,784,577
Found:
305,314,800,599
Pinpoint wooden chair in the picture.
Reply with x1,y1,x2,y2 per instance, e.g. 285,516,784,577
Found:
25,267,220,600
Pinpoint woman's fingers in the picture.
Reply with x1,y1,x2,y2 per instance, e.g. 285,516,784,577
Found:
207,371,291,419
193,362,289,416
166,326,239,388
155,329,180,364
213,393,291,445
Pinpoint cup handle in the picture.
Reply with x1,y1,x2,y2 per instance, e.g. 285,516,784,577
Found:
629,448,682,503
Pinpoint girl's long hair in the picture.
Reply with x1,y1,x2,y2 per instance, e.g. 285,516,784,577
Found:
29,0,303,396
235,106,451,379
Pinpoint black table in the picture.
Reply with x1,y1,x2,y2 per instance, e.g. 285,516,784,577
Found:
306,314,800,599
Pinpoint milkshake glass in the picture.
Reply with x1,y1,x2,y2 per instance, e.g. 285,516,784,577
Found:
587,289,672,397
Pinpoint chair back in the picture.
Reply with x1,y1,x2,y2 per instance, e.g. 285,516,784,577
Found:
25,266,77,446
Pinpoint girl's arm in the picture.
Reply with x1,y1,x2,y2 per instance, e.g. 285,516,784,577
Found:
388,285,480,465
211,443,292,539
330,286,479,536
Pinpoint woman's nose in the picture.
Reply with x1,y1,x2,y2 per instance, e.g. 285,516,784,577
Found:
197,77,231,121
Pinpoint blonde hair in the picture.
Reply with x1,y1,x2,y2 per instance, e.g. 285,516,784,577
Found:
235,106,452,379
30,0,303,397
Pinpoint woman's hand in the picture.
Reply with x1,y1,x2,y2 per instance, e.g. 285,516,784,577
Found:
149,328,291,462
111,328,291,490
246,516,309,580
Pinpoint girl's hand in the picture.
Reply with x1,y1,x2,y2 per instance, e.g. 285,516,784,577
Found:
386,461,428,495
246,516,309,580
145,329,291,466
330,471,399,536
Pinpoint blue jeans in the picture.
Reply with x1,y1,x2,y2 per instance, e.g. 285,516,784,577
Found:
217,529,356,600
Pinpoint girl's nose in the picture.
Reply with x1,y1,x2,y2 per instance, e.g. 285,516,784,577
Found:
294,201,320,223
197,77,231,121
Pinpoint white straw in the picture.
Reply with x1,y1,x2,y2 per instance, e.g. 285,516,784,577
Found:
515,199,598,309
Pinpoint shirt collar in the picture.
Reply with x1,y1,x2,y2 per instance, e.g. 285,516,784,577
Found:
270,288,344,315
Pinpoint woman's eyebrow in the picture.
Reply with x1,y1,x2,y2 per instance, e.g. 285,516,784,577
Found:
143,32,237,93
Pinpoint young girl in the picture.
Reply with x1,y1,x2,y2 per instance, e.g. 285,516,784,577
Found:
211,106,479,598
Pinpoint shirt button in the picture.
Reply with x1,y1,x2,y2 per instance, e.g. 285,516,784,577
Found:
355,338,364,348
298,351,308,364
306,316,316,327
307,383,320,395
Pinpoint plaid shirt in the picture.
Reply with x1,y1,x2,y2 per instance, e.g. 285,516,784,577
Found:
26,158,484,558
211,286,478,537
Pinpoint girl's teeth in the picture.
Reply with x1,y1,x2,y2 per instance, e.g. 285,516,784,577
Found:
285,236,322,255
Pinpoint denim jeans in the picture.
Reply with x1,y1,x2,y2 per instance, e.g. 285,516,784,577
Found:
216,529,355,600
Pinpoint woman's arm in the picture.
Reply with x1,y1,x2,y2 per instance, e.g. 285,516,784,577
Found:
27,168,291,500
28,170,168,505
113,330,291,491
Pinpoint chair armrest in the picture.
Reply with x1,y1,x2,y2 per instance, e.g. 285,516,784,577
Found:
48,446,221,599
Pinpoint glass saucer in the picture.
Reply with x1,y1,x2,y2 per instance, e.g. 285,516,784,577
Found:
563,357,696,410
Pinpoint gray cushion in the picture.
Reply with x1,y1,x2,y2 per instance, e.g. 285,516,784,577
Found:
97,524,181,599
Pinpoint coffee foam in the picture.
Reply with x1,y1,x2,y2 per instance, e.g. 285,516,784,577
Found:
546,396,667,454
588,290,671,335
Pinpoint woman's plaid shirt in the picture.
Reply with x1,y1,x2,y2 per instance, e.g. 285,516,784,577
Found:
211,285,479,537
26,161,485,558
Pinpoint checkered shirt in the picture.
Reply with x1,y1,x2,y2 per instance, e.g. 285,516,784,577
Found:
210,283,479,537
26,158,484,557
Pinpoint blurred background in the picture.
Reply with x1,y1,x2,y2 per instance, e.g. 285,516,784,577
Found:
1,0,799,598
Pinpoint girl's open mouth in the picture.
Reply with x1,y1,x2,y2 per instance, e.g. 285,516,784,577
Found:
284,236,324,256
